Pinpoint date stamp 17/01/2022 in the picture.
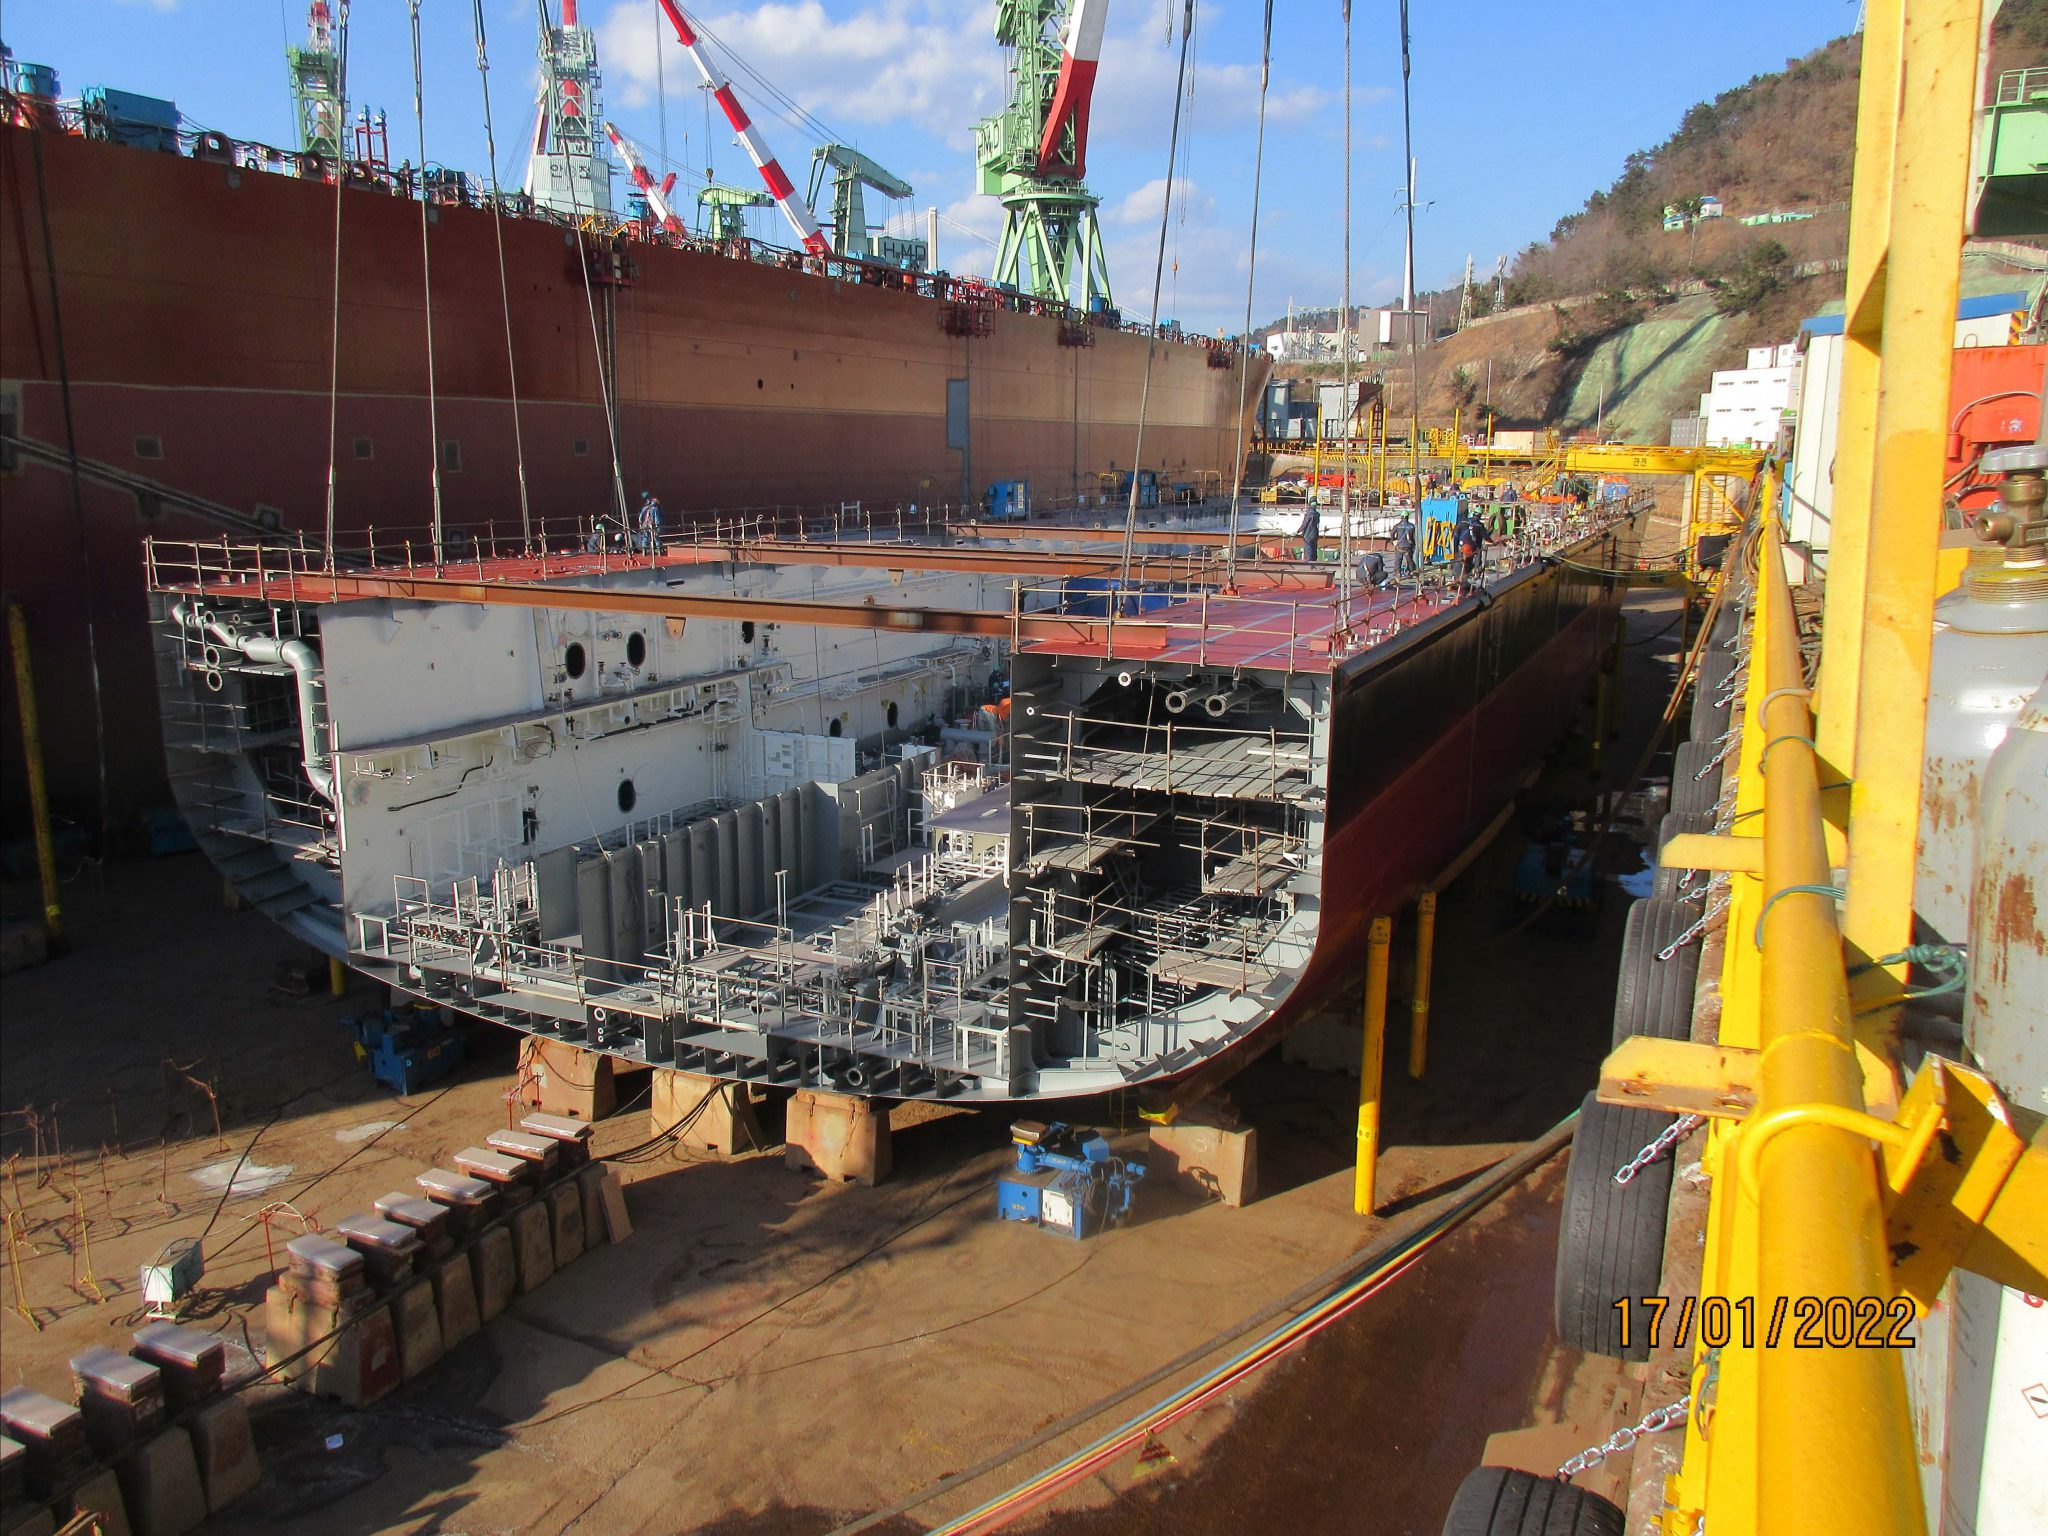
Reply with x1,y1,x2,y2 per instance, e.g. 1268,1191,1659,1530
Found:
1611,1294,1918,1352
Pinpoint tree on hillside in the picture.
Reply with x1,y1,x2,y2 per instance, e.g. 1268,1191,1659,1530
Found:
1712,239,1793,315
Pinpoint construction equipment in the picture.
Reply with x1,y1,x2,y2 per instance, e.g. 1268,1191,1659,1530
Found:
605,121,682,237
975,0,1113,309
697,182,772,242
996,1122,1144,1239
807,143,925,269
655,0,829,256
347,1005,467,1096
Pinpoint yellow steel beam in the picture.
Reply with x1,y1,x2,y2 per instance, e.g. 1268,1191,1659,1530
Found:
1597,1036,1759,1119
1659,832,1764,873
1832,0,1978,1046
1407,892,1436,1081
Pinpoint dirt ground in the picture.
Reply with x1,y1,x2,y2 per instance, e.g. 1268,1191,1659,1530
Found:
0,584,1686,1536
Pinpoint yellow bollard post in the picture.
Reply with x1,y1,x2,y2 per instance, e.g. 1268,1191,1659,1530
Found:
329,957,348,998
1355,915,1392,1214
1408,893,1436,1080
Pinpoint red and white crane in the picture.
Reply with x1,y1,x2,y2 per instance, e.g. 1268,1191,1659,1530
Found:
652,0,830,256
604,121,683,237
1037,0,1109,179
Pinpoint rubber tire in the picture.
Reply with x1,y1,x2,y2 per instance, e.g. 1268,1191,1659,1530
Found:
1443,1466,1626,1536
1670,739,1721,816
1611,897,1704,1046
1692,643,1735,737
1652,809,1715,904
1555,1091,1676,1362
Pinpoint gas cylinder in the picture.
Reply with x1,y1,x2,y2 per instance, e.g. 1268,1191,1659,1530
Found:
1916,446,2048,943
1969,673,2048,1109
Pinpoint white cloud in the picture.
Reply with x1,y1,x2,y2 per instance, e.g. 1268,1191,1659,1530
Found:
593,0,1003,147
1110,176,1217,228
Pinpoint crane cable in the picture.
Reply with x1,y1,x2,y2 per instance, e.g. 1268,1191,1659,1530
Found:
471,0,534,552
408,0,446,565
1117,0,1199,593
1337,1,1355,620
320,0,352,567
1222,0,1275,590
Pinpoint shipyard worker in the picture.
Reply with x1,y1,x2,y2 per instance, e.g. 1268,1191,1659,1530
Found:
1390,516,1417,577
1455,508,1490,591
1299,503,1320,562
637,491,665,553
1358,549,1389,590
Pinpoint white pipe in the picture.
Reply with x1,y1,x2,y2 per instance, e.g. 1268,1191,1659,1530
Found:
1203,686,1253,718
173,603,336,802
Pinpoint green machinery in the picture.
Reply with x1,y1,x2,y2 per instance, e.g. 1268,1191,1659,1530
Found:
974,0,1113,311
1972,68,2048,237
286,1,343,161
807,143,928,270
697,182,772,242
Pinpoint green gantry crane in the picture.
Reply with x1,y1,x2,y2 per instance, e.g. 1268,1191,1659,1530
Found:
697,182,772,241
807,144,926,269
974,0,1112,311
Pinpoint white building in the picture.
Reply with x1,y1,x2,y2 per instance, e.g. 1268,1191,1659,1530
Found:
1786,292,2033,579
1699,343,1803,448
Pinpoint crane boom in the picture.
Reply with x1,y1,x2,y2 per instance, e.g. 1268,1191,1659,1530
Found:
652,0,829,256
1036,0,1108,178
604,121,681,235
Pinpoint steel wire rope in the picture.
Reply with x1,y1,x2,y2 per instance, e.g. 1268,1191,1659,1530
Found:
829,1114,1579,1535
470,0,535,551
1222,0,1276,589
1116,0,1200,593
319,0,353,568
1337,2,1355,618
535,0,630,539
408,1,447,565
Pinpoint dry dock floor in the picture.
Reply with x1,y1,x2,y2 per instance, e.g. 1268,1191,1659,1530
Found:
1,589,1685,1535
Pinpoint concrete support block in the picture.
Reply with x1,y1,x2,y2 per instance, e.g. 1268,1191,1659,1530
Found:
1279,1008,1362,1076
785,1090,892,1186
66,1466,131,1536
516,1036,615,1122
1148,1117,1259,1208
261,1286,398,1406
575,1164,608,1250
431,1253,481,1348
390,1277,444,1380
470,1227,515,1322
544,1183,584,1269
508,1202,555,1294
650,1068,766,1156
184,1397,258,1515
113,1427,205,1536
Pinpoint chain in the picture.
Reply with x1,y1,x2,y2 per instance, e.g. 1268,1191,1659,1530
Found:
1614,1114,1705,1185
1556,1393,1692,1478
1657,893,1728,961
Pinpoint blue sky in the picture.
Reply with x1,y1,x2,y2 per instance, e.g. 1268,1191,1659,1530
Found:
5,0,1861,330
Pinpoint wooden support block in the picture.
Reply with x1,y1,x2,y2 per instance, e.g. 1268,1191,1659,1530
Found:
431,1254,481,1349
470,1227,515,1322
651,1068,765,1156
509,1203,555,1294
545,1183,584,1269
65,1466,131,1536
113,1427,206,1536
390,1277,444,1380
184,1397,259,1515
598,1168,632,1243
785,1090,891,1186
516,1036,616,1121
576,1164,609,1249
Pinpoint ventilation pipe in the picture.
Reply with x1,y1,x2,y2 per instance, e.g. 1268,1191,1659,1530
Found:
172,603,336,803
1203,686,1254,718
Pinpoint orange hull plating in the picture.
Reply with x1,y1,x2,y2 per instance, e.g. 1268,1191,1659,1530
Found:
0,125,1266,826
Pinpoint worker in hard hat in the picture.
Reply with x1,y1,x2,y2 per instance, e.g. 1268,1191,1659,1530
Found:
636,491,665,553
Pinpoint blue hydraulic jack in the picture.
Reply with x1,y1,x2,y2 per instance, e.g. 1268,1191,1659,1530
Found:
346,1004,466,1096
996,1121,1145,1239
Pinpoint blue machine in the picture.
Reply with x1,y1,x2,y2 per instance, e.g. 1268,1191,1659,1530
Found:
1418,495,1463,565
985,479,1032,521
996,1122,1145,1239
80,86,181,153
347,1004,467,1095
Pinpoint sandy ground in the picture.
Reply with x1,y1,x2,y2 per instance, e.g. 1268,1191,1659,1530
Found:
0,586,1686,1536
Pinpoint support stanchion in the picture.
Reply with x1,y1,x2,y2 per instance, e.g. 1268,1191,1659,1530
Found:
1354,915,1392,1214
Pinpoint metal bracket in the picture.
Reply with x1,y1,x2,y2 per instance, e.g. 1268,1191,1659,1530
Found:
1598,1037,1759,1119
1659,833,1764,874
